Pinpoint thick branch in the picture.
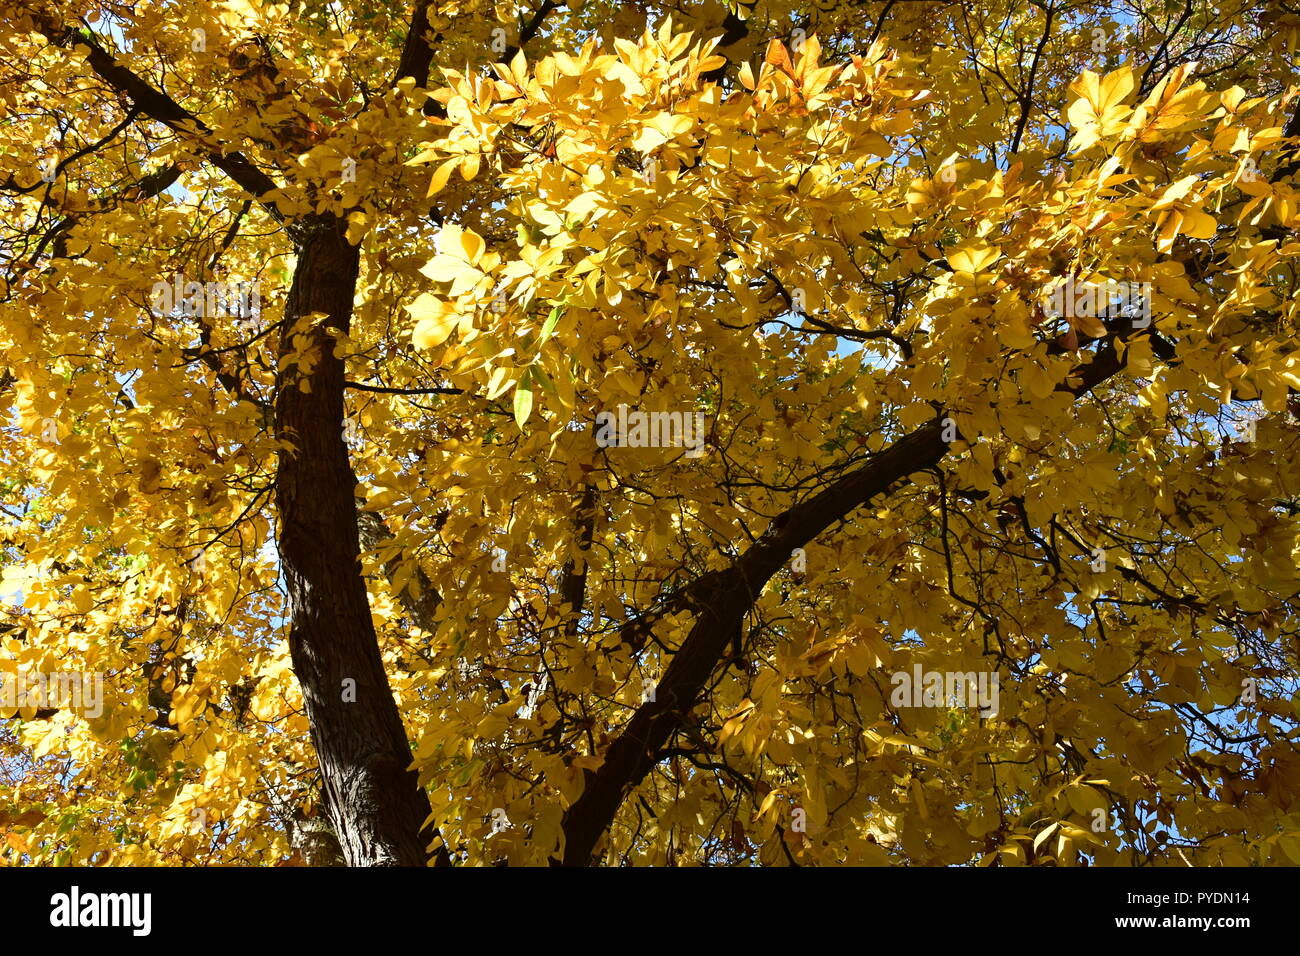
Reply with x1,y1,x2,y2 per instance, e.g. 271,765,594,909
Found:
393,1,438,89
557,327,1161,865
40,162,181,263
275,216,446,866
558,484,597,636
502,0,560,64
34,14,283,220
702,7,750,85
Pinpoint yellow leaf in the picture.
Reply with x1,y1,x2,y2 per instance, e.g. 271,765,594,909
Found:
138,459,163,494
420,254,479,284
427,158,458,197
484,366,514,400
1280,835,1300,865
1033,821,1060,852
948,242,1000,274
513,380,534,429
1067,67,1134,149
407,294,461,348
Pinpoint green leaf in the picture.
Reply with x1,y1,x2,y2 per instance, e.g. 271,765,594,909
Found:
513,374,534,429
455,758,481,786
539,306,562,345
529,362,557,395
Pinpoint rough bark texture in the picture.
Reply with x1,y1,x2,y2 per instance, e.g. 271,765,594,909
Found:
275,215,437,866
289,804,347,867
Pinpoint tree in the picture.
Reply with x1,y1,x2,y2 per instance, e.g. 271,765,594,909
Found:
1,0,1298,867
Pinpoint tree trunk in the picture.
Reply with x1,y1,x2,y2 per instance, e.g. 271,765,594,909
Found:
274,215,437,866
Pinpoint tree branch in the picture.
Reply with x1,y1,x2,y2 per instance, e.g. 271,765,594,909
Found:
343,380,462,395
393,1,439,89
557,323,1165,865
33,14,284,221
502,0,560,65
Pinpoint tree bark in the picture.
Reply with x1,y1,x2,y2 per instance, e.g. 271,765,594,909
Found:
33,13,441,866
275,215,439,866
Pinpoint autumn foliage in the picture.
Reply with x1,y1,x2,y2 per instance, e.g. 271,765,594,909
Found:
1,0,1300,866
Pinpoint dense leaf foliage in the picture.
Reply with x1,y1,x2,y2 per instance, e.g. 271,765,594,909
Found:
1,0,1299,866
